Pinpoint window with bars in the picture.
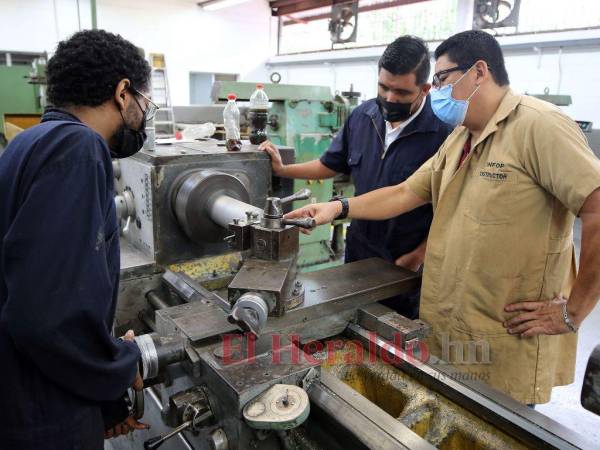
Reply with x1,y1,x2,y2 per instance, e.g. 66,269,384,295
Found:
277,0,600,55
278,0,457,55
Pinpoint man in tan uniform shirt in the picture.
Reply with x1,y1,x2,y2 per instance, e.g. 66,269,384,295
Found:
287,30,600,404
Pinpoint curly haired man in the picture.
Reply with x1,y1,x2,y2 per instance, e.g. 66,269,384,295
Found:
0,30,155,449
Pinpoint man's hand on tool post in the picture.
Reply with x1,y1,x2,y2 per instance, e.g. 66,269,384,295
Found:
284,201,342,235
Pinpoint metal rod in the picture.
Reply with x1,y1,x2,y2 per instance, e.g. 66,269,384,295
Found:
147,290,170,310
146,389,194,450
52,0,60,41
145,420,192,449
307,377,424,449
177,271,231,312
208,194,262,228
91,0,97,29
139,310,157,331
76,0,81,30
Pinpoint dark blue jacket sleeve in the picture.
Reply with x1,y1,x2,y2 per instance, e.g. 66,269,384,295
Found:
320,120,351,175
0,133,140,402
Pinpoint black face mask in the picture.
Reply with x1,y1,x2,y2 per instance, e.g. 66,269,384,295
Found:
376,92,422,123
109,109,147,159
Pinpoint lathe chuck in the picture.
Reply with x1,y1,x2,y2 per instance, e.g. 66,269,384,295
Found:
172,169,259,243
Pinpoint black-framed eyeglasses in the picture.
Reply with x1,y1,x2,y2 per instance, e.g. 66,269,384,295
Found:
432,65,472,89
432,63,492,89
130,87,159,122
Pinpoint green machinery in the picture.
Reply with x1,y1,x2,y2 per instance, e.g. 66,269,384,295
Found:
0,55,46,146
213,81,359,271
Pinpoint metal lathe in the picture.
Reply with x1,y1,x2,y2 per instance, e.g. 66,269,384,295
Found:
110,140,596,450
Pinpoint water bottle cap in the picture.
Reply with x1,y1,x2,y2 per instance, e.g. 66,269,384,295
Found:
227,93,237,100
256,83,264,89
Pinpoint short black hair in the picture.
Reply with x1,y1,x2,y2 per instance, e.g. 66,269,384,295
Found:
379,35,430,85
47,29,151,107
434,30,509,86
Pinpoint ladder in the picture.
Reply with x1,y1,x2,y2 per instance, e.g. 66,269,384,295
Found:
149,53,175,136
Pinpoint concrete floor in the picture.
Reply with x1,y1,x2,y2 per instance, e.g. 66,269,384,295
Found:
536,219,600,444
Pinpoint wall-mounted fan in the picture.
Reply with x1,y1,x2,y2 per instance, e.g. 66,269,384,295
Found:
473,0,520,29
329,1,358,44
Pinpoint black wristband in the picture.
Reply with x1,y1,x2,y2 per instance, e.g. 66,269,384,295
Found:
331,196,349,220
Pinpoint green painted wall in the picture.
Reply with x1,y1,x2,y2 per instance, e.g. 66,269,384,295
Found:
0,66,42,133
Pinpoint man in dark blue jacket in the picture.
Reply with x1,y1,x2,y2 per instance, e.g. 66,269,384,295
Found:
0,30,155,449
261,36,452,318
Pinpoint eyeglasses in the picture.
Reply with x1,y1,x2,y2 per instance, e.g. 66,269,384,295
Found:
130,87,159,122
432,65,472,89
432,63,492,89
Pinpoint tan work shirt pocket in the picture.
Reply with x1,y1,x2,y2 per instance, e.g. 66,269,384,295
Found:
464,169,517,224
462,169,526,278
540,235,576,299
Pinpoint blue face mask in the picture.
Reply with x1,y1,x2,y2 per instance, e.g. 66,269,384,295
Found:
430,66,480,127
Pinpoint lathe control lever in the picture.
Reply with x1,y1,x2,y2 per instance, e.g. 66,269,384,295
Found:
143,404,212,449
262,188,313,230
144,419,193,450
114,189,136,233
282,217,316,229
280,188,311,205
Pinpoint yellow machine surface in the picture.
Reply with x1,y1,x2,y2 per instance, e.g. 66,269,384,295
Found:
323,340,527,450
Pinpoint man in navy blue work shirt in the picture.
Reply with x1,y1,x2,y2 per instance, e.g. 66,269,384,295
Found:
260,36,452,318
0,30,155,449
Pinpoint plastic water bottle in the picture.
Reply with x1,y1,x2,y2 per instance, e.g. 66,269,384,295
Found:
249,84,269,145
181,122,216,140
223,93,242,151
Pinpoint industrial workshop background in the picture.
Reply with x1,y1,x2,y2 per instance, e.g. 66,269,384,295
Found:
1,1,600,450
